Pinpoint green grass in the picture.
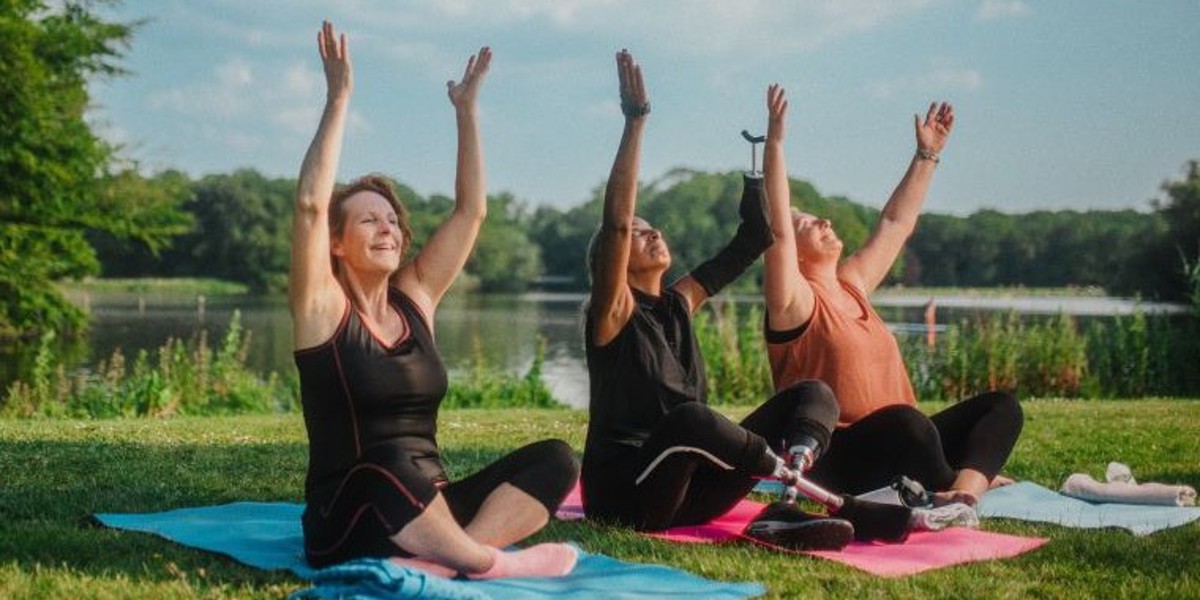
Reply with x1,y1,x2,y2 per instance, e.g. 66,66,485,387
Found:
1,401,1198,599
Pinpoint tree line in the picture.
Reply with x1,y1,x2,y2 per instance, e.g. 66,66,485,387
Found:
3,2,1198,338
84,163,1200,300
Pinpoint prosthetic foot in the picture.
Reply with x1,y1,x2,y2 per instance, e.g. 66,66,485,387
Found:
743,501,854,551
741,130,766,177
765,438,915,543
744,435,854,550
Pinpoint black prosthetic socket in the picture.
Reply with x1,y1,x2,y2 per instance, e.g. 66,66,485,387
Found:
690,175,773,296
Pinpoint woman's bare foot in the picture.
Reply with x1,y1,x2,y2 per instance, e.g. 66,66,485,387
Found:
989,474,1016,489
933,489,979,507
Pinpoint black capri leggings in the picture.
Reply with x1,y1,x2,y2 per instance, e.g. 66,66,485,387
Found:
585,380,838,531
303,438,578,568
807,390,1023,495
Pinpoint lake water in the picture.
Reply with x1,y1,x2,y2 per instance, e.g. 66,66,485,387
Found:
1,289,1187,409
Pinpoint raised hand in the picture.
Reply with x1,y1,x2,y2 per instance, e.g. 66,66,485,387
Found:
317,21,352,101
616,49,649,119
447,47,492,112
915,102,954,156
767,84,789,142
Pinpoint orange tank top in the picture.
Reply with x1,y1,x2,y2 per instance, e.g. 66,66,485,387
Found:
766,278,915,427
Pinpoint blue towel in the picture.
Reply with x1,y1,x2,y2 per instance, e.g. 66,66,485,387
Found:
94,501,764,600
979,481,1200,536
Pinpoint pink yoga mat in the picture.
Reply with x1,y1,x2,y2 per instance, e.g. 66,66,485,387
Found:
556,484,1046,577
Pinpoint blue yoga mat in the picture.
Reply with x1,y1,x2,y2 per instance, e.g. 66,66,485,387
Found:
978,481,1200,536
94,501,764,600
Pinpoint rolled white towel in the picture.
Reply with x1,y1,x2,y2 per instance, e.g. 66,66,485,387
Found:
1061,463,1197,507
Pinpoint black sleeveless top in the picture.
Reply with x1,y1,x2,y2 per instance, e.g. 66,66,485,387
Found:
295,288,449,507
582,288,707,478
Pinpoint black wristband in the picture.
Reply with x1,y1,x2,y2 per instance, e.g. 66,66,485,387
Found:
621,100,651,118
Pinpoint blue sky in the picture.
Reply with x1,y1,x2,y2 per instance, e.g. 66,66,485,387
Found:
89,0,1200,215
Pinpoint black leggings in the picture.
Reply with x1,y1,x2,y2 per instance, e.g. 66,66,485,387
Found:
585,380,838,531
808,391,1023,495
303,439,578,568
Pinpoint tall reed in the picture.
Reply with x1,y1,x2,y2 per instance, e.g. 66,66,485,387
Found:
695,302,1200,403
443,334,562,409
693,300,773,405
908,310,1199,400
1,312,295,418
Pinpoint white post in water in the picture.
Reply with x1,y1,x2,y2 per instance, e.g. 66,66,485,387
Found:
197,294,206,322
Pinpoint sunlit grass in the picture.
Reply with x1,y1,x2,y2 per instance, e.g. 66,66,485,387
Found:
1,401,1197,599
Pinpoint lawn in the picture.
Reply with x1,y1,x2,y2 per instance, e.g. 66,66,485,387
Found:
1,400,1197,599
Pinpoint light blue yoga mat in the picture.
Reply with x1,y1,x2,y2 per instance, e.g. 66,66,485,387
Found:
977,481,1200,536
94,501,764,600
755,480,1200,536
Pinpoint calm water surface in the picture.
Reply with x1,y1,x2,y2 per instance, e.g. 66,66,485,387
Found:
1,290,1186,409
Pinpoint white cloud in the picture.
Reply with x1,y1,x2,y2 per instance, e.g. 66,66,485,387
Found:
867,64,983,99
147,55,369,143
414,0,621,26
977,0,1031,21
283,61,321,97
149,58,255,118
291,0,950,58
928,66,983,91
216,58,254,87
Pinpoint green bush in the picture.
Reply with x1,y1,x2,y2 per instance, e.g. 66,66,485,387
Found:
443,335,562,409
1,312,295,418
694,301,773,405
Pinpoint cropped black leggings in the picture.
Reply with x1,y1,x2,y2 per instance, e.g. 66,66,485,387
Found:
808,391,1023,495
303,438,578,568
584,380,838,531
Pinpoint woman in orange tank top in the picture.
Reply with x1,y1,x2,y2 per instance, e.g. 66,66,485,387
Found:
758,85,1022,504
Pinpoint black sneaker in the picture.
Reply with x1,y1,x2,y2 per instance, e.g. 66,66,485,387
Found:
742,502,854,551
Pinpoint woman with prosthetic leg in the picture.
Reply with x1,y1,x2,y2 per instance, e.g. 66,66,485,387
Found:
581,49,853,551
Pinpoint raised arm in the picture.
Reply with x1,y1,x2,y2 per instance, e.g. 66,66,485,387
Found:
589,50,649,346
840,102,954,295
394,47,492,318
673,164,775,315
291,21,352,348
761,84,816,332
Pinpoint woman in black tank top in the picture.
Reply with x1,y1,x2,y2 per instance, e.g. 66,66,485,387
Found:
581,50,847,545
289,22,578,578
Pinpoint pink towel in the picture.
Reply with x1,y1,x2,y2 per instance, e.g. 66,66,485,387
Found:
556,483,1046,577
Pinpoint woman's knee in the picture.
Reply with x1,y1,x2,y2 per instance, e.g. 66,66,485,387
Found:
876,405,940,445
974,390,1024,435
520,439,580,499
994,390,1023,426
661,402,720,434
781,379,838,425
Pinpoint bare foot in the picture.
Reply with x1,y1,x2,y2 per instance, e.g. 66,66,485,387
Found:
933,489,979,508
989,474,1016,489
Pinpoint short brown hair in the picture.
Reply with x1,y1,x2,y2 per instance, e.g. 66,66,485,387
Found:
329,174,414,260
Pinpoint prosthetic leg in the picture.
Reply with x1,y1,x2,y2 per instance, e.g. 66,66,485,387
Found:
775,438,913,543
771,438,982,542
